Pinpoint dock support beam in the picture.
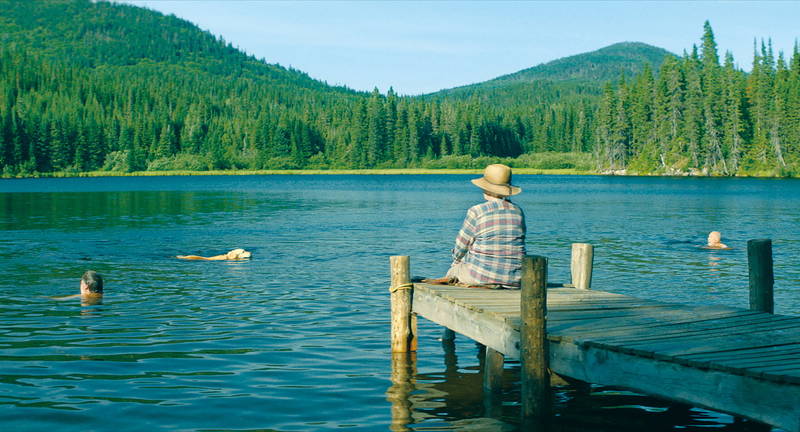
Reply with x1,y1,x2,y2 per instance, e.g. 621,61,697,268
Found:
747,239,774,314
483,347,504,417
520,255,550,426
571,243,594,290
483,347,504,394
390,256,417,352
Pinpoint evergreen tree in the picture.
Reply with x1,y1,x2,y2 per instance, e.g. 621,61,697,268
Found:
366,88,386,167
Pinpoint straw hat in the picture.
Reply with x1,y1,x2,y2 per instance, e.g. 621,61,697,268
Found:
471,164,521,197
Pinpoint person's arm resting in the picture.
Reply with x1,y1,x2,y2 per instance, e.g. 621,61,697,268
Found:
452,209,477,262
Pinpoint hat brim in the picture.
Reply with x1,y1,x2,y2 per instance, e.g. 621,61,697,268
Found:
471,178,521,197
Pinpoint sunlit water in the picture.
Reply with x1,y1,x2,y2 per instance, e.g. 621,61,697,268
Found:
1,175,797,431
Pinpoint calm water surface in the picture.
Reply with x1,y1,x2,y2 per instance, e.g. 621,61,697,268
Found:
1,175,798,431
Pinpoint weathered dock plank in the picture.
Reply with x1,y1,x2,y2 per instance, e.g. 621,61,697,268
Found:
411,282,800,431
412,283,521,356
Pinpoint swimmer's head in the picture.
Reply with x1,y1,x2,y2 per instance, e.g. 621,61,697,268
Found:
707,231,722,246
80,271,104,295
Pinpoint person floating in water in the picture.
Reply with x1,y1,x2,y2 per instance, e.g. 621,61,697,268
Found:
427,164,527,289
52,270,104,304
703,231,730,249
177,248,252,260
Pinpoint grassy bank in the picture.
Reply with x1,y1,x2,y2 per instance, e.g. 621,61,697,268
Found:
1,167,595,179
4,168,799,179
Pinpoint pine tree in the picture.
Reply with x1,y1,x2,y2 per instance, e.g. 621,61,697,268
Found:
156,123,177,158
744,40,775,170
34,119,51,172
73,129,89,171
595,82,616,169
699,21,726,173
628,63,657,170
682,47,703,168
366,88,386,167
721,52,745,173
49,121,69,170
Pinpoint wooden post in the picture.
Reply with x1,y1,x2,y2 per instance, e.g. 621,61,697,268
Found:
483,347,504,394
748,239,774,314
483,348,504,418
520,255,550,425
390,256,416,352
571,243,594,290
442,334,457,375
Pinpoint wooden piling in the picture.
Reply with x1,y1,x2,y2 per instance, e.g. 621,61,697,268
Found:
390,256,416,352
483,347,504,417
520,255,550,424
747,239,774,314
442,328,456,342
483,347,504,396
570,243,594,290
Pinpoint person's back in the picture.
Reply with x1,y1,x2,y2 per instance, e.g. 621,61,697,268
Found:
445,164,527,289
455,198,526,287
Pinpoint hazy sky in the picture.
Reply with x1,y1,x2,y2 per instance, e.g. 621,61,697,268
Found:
119,1,799,95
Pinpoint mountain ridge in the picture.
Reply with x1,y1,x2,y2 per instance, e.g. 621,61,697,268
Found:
0,0,673,96
0,0,360,95
427,42,675,100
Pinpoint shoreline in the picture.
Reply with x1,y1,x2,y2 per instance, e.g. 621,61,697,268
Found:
1,168,594,178
0,168,796,179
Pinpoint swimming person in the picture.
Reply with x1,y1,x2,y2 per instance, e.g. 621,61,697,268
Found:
52,270,104,303
437,164,527,289
704,231,730,249
177,248,252,260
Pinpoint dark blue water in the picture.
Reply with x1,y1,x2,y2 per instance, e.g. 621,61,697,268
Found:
1,175,797,431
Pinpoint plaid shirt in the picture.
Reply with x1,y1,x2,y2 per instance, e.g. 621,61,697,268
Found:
452,198,526,287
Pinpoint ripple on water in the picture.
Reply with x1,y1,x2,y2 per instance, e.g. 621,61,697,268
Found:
1,175,797,431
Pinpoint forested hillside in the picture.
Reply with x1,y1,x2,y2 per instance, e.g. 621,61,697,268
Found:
424,43,676,168
595,22,800,175
0,1,796,176
432,42,673,95
0,0,666,175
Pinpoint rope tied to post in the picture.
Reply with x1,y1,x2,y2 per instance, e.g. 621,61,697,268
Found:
389,282,414,293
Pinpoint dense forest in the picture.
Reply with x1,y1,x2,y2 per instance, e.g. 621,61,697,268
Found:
595,22,800,176
0,1,797,176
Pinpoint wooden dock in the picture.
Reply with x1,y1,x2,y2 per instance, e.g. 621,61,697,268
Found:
389,242,800,431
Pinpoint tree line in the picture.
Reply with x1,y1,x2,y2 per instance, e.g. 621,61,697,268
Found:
595,22,800,176
0,49,592,175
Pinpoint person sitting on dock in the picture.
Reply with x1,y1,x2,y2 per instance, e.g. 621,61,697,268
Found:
704,231,730,250
434,164,527,289
176,248,252,260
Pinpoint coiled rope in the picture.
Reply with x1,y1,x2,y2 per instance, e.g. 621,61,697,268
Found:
389,282,414,293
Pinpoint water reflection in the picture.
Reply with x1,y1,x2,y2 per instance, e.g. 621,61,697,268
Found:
708,254,723,275
1,175,798,430
0,190,297,231
387,353,416,431
388,336,778,431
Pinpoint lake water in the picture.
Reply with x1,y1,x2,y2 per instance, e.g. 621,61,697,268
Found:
1,174,798,431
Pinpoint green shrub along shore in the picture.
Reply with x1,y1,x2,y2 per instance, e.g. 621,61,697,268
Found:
3,151,796,179
1,152,593,178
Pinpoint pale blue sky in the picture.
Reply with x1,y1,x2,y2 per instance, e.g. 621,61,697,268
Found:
119,1,799,95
